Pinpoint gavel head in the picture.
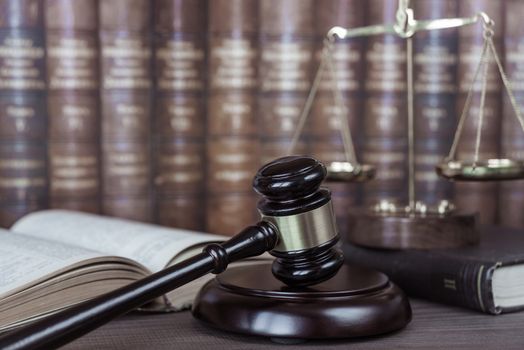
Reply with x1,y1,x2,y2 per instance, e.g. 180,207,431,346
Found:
253,156,344,287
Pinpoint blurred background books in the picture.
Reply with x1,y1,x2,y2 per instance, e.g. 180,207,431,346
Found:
1,0,523,236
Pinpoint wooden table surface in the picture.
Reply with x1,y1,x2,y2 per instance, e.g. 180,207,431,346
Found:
64,298,524,349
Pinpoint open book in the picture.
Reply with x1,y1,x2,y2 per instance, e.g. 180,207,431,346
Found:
0,210,269,332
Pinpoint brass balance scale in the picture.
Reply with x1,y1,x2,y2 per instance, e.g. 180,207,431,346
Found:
290,0,524,249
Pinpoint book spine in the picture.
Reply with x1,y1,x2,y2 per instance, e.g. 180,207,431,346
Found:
362,0,408,206
206,0,260,236
99,0,152,221
259,0,315,164
455,0,503,224
45,0,100,214
310,0,365,234
0,0,47,227
361,138,407,206
342,243,498,314
153,0,207,230
413,0,457,206
500,0,524,228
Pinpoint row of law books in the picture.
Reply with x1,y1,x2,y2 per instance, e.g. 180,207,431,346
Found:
1,0,523,236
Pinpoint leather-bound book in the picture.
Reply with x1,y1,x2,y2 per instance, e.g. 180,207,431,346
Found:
311,0,365,233
0,0,47,227
207,0,259,236
500,0,524,229
343,226,524,315
362,0,407,205
45,0,100,214
361,138,408,206
99,0,152,222
259,0,314,161
153,0,207,230
455,0,503,225
413,0,457,206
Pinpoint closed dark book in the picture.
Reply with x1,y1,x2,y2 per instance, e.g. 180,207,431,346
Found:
343,226,524,314
99,0,152,222
45,0,100,214
0,0,47,227
207,0,259,236
153,0,207,231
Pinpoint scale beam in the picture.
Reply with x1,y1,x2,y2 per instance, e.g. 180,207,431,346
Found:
327,11,492,41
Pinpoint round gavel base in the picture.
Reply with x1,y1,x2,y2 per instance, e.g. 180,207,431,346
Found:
346,209,479,249
192,263,411,340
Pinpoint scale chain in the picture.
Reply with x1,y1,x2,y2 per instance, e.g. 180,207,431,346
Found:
446,36,490,161
488,36,524,136
324,39,358,164
473,31,491,166
287,46,326,155
447,20,524,164
288,37,358,166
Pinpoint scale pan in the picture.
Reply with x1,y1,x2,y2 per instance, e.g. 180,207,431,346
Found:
326,162,376,182
436,158,524,181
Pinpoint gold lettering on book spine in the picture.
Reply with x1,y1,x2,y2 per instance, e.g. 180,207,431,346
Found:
156,38,205,91
261,41,312,92
0,34,45,90
101,37,151,89
210,37,257,89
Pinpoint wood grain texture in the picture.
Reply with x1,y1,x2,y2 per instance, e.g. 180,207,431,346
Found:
193,263,411,339
63,298,524,350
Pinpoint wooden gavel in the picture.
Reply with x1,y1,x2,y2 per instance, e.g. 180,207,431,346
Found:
0,156,347,350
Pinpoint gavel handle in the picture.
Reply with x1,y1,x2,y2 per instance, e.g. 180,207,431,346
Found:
0,222,278,350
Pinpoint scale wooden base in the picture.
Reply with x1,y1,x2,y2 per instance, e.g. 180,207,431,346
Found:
345,207,479,249
192,262,411,341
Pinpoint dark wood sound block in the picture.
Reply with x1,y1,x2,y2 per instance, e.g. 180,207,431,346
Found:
192,262,411,340
346,208,479,249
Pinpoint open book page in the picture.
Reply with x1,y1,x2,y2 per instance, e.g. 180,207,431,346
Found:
12,210,227,272
1,263,147,311
0,229,103,298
